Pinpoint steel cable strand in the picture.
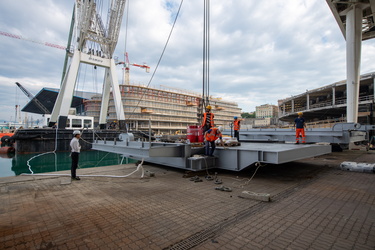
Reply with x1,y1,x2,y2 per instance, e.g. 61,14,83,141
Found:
229,162,266,188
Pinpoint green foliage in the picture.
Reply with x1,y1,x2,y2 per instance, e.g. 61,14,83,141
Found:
241,112,255,118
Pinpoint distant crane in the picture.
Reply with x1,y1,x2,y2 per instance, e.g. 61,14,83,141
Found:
116,52,150,85
15,82,50,114
0,30,67,51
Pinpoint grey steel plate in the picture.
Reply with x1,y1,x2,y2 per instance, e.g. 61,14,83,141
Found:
92,140,331,171
214,143,331,171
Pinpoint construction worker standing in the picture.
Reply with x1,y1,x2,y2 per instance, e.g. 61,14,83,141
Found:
233,116,240,141
202,105,214,133
70,130,81,180
204,126,223,156
294,112,306,144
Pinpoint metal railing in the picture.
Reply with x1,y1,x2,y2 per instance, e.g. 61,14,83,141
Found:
280,95,374,117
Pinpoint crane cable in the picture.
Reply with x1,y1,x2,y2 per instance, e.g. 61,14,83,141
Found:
125,0,184,122
201,0,210,120
124,0,130,64
119,0,130,87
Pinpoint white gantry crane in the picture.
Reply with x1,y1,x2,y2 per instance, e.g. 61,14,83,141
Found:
48,0,127,129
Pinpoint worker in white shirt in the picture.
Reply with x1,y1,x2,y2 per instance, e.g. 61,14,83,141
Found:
70,130,81,180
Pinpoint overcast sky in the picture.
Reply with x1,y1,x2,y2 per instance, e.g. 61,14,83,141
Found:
0,0,374,122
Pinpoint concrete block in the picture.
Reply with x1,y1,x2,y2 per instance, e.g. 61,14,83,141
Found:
239,190,271,202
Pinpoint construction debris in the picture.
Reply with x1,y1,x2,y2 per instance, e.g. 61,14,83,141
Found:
239,191,271,202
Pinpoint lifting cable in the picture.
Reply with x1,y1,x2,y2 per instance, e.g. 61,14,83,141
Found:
123,0,130,62
126,0,184,121
120,0,130,87
202,0,210,111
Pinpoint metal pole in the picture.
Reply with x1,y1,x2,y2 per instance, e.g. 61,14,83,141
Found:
346,5,363,123
291,99,295,113
149,117,151,143
306,93,310,110
230,122,233,138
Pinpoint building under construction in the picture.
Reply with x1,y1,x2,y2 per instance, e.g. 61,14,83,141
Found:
84,84,242,134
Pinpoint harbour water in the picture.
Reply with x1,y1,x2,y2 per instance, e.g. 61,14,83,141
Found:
0,150,136,178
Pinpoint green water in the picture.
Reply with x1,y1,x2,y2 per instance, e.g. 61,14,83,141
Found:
0,150,136,178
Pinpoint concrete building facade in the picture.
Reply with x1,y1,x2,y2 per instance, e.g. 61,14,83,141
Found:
278,72,375,126
256,104,278,118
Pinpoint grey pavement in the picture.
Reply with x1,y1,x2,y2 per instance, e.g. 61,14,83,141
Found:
0,150,374,249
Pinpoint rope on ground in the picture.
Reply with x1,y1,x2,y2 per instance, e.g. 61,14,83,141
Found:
231,162,266,188
21,159,145,179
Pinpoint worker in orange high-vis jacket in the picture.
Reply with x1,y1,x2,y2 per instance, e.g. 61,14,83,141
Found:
233,116,240,141
204,126,223,156
202,105,214,133
294,112,306,144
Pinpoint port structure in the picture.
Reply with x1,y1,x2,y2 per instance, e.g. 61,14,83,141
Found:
48,0,127,130
15,82,51,115
326,0,375,123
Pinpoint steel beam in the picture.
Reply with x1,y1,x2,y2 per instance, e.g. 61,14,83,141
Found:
236,123,371,145
92,139,331,172
214,143,331,171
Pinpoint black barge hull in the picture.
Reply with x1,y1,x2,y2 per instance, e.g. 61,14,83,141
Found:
13,129,120,154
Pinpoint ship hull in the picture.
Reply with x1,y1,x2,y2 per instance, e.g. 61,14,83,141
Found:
13,129,120,154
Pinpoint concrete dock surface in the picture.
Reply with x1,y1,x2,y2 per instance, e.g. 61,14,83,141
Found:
0,150,374,249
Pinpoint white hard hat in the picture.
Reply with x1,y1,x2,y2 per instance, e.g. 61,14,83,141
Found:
217,126,223,132
73,130,81,135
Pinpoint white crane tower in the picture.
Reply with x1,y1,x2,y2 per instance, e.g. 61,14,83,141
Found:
48,0,127,129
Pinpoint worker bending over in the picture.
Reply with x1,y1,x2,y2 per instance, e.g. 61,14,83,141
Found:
202,105,214,133
294,112,306,144
204,126,223,156
233,116,240,141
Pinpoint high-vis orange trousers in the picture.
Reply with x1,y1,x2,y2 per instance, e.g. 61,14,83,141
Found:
296,128,305,143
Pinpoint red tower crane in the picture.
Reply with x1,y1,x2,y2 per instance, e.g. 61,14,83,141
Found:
116,52,150,85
